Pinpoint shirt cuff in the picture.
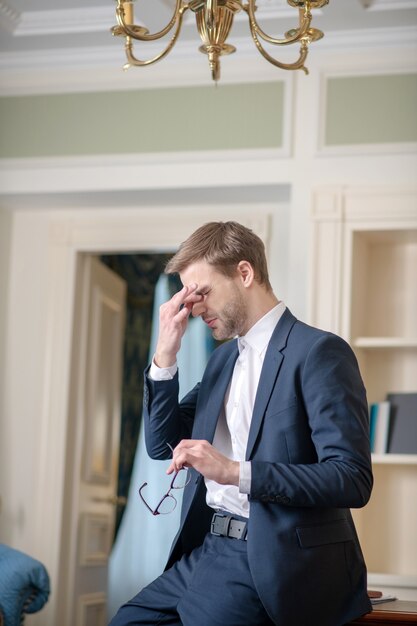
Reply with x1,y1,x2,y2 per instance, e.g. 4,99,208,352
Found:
239,461,251,494
149,357,178,381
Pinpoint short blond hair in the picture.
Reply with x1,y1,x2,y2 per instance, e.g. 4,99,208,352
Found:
165,221,271,290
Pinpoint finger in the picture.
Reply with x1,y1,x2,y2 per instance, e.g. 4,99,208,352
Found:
166,461,176,475
174,305,192,322
171,283,197,307
175,439,206,451
167,457,187,474
183,292,203,305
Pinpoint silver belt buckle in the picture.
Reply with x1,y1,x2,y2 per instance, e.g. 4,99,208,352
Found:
211,513,232,537
210,513,222,536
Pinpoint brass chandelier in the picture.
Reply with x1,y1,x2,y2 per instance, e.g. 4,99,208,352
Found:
112,0,329,82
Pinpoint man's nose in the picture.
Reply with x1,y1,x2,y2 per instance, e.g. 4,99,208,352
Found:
191,299,206,317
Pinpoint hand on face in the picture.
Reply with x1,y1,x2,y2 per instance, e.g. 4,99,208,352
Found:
166,439,240,487
154,284,203,368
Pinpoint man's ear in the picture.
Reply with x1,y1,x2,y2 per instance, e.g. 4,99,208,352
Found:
236,260,254,288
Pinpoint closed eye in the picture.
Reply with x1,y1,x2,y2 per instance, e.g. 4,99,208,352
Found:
195,288,211,297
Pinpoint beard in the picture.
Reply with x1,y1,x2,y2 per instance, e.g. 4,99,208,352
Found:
210,286,248,341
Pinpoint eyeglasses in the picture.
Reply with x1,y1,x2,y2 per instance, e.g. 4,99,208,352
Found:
138,444,191,516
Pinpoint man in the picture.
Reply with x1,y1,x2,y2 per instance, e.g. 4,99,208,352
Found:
110,221,373,626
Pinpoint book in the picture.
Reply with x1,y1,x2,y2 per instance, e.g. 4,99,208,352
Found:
373,401,391,454
367,589,397,604
370,594,397,605
369,401,391,454
369,403,378,452
386,392,417,455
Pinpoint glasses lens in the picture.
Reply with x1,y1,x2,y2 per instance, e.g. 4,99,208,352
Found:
171,469,190,489
157,494,177,515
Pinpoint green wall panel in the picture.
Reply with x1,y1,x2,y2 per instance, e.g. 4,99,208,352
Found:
325,73,417,146
0,82,284,158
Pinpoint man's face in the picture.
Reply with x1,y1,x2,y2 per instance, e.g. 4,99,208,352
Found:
180,260,248,340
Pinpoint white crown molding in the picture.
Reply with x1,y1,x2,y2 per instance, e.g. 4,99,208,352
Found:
1,25,416,69
0,0,20,34
0,56,283,96
15,6,116,37
0,34,305,74
233,0,323,21
358,0,417,10
314,25,417,50
0,26,416,95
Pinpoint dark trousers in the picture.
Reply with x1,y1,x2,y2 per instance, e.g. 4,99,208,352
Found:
108,532,274,626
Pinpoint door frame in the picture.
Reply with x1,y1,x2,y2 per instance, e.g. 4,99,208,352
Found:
34,207,271,626
59,254,127,626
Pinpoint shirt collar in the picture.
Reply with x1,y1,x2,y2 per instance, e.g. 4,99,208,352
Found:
238,301,286,357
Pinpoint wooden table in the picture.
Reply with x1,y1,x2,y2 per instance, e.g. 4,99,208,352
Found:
349,601,417,625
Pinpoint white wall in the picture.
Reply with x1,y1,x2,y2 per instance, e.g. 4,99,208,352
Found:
0,208,12,533
0,209,11,405
1,211,50,552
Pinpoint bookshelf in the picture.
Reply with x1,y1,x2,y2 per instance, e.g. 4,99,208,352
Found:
310,186,417,600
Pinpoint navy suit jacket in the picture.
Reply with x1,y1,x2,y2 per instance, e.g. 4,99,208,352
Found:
143,309,373,626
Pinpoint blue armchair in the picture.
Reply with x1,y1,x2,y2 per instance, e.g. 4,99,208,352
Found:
0,544,50,626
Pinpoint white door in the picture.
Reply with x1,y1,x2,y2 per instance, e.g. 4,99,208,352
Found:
59,255,126,626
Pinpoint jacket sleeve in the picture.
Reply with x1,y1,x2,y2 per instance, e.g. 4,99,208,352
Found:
143,366,200,460
250,334,373,509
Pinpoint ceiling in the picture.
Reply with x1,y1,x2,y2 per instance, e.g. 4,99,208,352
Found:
1,0,417,71
0,0,416,211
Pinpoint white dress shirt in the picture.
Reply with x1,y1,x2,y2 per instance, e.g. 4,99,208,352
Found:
149,301,286,519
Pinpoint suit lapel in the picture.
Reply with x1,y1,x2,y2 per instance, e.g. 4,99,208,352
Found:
246,309,297,460
194,342,239,443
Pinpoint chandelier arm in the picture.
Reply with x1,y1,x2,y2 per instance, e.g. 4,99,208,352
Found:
116,0,186,42
123,11,186,68
245,3,311,46
250,26,310,73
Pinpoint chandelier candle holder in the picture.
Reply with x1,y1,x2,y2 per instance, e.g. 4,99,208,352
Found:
112,0,329,82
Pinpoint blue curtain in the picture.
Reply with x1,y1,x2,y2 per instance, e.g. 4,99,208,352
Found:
108,274,213,619
101,253,171,537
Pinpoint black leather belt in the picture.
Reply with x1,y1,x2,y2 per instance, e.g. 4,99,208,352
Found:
210,512,248,541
